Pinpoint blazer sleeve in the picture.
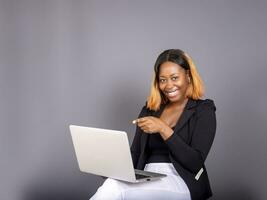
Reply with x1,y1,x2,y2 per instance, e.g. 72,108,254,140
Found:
130,105,147,168
165,99,217,174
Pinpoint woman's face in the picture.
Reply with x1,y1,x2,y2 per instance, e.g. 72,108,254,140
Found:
158,61,190,103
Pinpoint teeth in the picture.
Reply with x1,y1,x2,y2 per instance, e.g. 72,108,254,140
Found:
166,89,178,97
168,90,177,93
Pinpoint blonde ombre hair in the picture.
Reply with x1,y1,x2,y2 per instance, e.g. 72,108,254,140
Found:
147,49,204,111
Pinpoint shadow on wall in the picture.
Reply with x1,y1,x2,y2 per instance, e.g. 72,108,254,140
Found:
23,186,99,200
24,190,89,200
211,187,258,200
22,175,103,200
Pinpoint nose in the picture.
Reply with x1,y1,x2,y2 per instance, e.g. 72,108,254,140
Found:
165,79,173,89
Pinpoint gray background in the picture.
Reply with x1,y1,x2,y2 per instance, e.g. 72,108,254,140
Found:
1,0,267,200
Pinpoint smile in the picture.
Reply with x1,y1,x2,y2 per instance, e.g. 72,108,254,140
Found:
165,89,179,97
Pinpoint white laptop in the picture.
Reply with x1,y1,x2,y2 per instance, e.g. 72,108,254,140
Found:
69,125,166,183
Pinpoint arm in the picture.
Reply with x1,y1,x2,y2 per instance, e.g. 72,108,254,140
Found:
165,100,216,174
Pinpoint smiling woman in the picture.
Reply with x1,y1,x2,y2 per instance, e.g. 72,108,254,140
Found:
147,49,204,111
158,61,190,109
90,49,216,200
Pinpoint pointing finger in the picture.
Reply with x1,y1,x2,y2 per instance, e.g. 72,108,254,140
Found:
132,118,142,124
132,118,145,124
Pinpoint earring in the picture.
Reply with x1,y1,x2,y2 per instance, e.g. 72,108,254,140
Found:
188,77,191,84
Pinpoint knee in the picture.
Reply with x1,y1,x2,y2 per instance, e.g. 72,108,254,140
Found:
90,179,123,200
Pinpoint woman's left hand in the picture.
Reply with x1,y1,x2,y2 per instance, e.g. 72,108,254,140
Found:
132,116,168,134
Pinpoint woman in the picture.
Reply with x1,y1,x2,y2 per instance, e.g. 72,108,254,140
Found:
91,49,216,200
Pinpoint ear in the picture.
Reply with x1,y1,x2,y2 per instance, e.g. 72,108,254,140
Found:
186,70,191,83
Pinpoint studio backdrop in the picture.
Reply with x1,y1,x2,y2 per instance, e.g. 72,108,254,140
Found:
0,0,267,200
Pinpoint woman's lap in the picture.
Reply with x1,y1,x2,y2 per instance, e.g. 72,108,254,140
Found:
90,175,190,200
90,163,191,200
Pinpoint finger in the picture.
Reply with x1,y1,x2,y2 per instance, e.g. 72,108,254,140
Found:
132,117,147,125
132,118,142,124
137,123,147,131
143,129,152,134
137,117,149,123
141,127,148,133
132,119,137,124
137,122,150,129
138,119,152,126
139,124,151,132
138,123,146,129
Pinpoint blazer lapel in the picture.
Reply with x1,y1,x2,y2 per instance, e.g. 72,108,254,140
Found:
173,98,197,133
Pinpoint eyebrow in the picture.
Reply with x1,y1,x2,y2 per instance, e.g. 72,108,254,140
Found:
159,73,179,78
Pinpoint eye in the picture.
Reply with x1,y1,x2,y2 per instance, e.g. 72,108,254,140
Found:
171,76,179,81
159,79,166,83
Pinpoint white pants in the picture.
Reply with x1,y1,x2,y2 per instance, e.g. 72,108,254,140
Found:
90,163,191,200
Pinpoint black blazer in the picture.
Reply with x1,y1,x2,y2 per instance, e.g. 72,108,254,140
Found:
130,98,216,200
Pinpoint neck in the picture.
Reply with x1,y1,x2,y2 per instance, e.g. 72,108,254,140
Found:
168,97,189,109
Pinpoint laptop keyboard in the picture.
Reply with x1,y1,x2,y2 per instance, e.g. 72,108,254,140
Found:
135,173,151,180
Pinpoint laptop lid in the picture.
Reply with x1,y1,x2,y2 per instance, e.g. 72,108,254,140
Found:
69,125,136,182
